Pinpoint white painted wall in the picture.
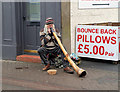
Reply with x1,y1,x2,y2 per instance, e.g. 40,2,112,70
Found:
70,1,119,53
118,29,120,60
0,1,2,92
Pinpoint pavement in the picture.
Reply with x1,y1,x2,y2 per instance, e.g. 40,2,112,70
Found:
1,59,119,90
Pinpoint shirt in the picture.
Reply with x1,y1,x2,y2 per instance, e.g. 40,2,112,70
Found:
40,28,61,49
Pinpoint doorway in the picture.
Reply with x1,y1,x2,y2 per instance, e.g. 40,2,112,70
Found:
22,2,61,52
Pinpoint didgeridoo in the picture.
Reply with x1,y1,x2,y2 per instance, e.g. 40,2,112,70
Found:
50,28,87,77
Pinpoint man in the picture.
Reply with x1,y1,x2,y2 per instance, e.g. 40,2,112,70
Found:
38,17,74,74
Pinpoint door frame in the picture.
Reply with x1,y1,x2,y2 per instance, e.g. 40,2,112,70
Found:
18,2,62,54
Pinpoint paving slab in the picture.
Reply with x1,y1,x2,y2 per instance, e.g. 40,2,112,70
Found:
1,60,119,90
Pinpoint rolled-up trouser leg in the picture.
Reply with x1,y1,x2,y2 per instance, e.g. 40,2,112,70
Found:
37,47,49,66
54,46,69,68
60,51,69,68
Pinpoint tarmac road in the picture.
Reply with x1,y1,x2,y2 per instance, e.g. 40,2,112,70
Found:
1,59,119,90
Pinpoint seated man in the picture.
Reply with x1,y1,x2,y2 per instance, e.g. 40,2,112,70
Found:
38,17,74,74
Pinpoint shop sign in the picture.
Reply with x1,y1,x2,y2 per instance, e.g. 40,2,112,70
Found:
76,25,119,61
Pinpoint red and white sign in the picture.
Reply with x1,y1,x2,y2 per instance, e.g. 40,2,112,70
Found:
118,27,120,60
76,25,119,61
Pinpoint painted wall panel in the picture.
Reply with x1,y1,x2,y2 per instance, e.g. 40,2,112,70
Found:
0,2,2,59
2,2,13,42
2,2,17,60
15,3,23,55
36,26,40,47
24,25,36,49
45,2,61,32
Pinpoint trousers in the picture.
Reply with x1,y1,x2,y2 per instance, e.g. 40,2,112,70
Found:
38,46,69,68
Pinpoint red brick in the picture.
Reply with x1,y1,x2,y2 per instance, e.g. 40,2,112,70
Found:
16,55,41,63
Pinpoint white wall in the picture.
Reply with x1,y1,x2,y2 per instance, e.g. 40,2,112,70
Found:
0,1,2,92
118,29,120,60
70,1,118,53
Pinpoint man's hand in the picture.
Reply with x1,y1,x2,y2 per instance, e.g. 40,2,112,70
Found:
47,24,56,34
48,29,51,34
48,28,53,36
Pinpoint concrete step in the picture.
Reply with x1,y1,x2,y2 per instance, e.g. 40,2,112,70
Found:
16,55,41,63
